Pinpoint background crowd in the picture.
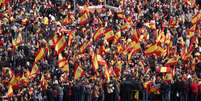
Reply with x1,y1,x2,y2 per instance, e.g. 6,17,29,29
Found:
0,0,201,101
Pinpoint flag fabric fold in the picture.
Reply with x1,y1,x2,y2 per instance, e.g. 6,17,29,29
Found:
55,35,67,55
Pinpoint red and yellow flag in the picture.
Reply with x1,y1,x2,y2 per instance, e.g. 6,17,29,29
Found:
79,12,89,25
104,28,114,42
128,42,141,60
68,31,75,46
97,54,107,65
20,73,29,86
55,35,67,55
114,61,122,77
93,27,104,41
31,63,39,77
91,52,99,74
131,29,139,43
40,74,48,90
80,40,91,53
191,12,201,24
9,75,20,86
187,24,196,38
12,33,23,49
144,44,158,55
104,65,110,82
57,54,69,72
158,67,171,73
6,85,13,97
165,57,178,66
121,23,130,31
113,30,121,44
35,48,45,63
74,65,85,80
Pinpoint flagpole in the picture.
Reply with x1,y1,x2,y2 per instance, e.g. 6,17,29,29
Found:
74,0,76,13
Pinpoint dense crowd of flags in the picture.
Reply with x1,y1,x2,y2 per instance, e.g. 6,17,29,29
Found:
0,0,201,97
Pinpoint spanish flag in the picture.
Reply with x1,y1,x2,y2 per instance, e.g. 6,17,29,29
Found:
91,52,99,74
113,30,121,44
68,31,74,46
6,85,13,97
145,20,156,29
57,54,69,72
80,40,91,53
191,12,201,24
35,48,45,63
58,54,67,68
104,65,110,82
114,61,122,77
131,29,139,42
165,57,178,66
31,63,40,77
12,33,23,49
128,42,141,60
20,73,29,86
55,35,67,55
121,23,130,31
158,67,171,73
9,75,20,89
156,30,165,44
104,28,114,42
97,54,107,66
144,44,158,56
40,74,48,90
74,65,85,80
93,27,104,41
79,12,89,25
187,24,196,38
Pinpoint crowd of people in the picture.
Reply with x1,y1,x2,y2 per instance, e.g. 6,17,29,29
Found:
0,0,201,101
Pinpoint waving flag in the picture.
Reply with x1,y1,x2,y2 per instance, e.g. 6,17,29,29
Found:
131,29,139,42
31,63,40,77
97,54,107,65
80,40,92,53
40,74,48,90
191,12,201,24
20,73,29,86
79,12,89,25
9,74,20,89
156,30,165,44
144,44,165,56
187,24,196,38
55,35,67,55
12,33,23,49
114,61,122,77
144,44,158,55
68,31,75,46
113,30,121,44
128,42,141,60
91,52,99,74
74,65,85,80
104,28,114,42
158,67,171,73
165,57,178,66
35,48,45,63
6,85,13,97
94,27,104,41
121,23,130,31
104,65,110,82
57,54,69,72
